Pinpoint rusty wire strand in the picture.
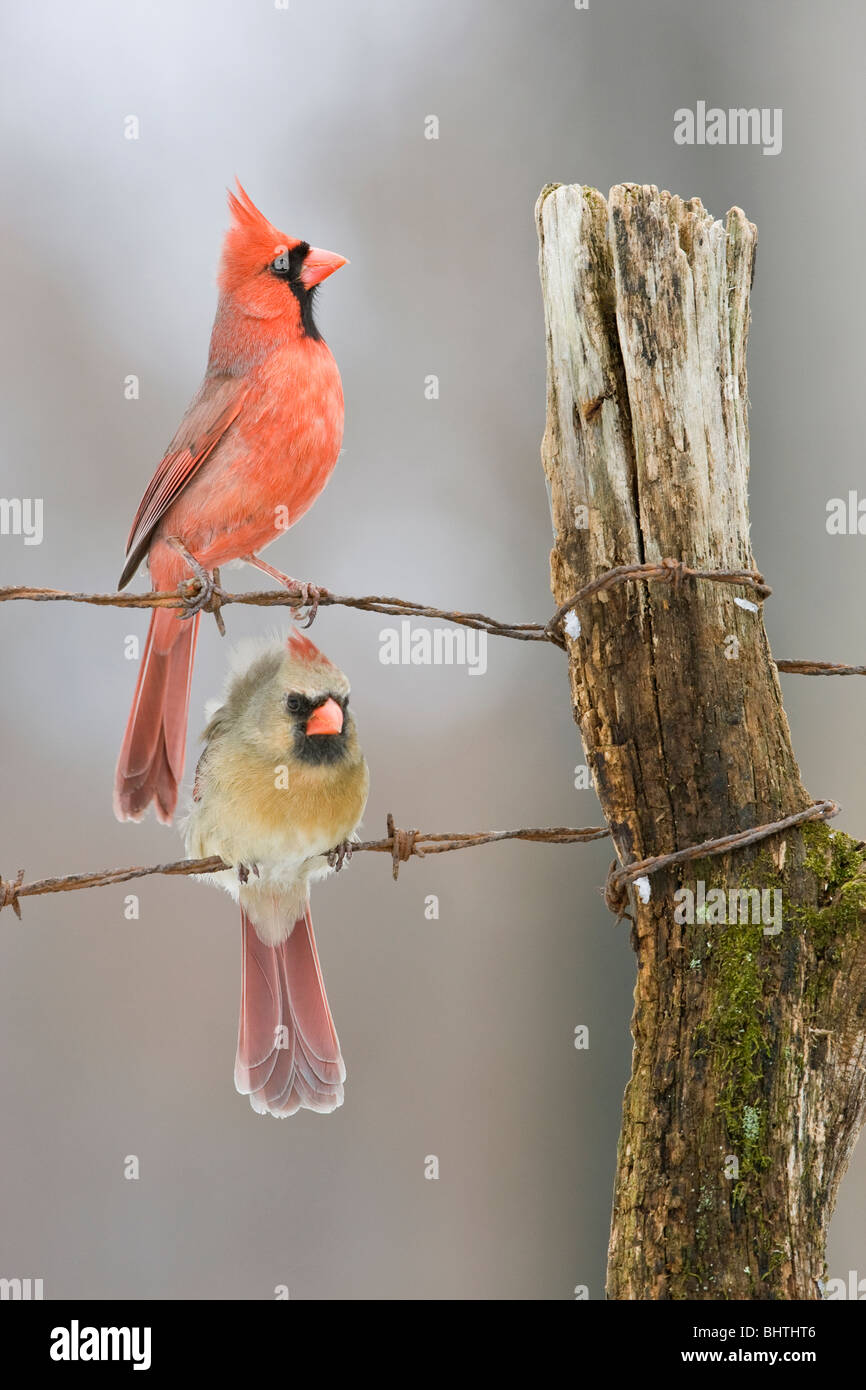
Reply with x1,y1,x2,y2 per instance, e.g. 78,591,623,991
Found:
2,563,861,673
603,799,841,920
0,820,613,918
545,557,772,641
0,564,856,920
0,583,551,643
0,802,847,923
774,660,866,677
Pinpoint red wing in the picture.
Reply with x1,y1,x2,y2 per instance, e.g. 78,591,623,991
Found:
119,373,247,588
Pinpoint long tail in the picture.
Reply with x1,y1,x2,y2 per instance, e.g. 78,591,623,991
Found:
235,901,345,1117
113,607,199,824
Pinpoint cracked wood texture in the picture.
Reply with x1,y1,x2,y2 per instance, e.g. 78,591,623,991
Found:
536,182,866,1300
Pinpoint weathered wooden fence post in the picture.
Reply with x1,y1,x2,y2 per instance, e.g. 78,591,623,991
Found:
536,182,866,1299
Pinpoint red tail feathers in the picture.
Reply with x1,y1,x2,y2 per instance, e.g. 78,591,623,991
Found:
113,608,199,824
236,902,345,1117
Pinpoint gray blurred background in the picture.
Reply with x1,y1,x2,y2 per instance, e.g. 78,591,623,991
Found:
1,0,863,1300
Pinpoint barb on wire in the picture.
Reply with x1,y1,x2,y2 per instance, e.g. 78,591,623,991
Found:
0,818,613,918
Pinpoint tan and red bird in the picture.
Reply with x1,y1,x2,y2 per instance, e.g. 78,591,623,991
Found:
115,183,347,824
185,631,369,1116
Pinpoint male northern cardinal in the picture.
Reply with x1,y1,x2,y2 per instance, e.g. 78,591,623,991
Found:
114,182,347,825
185,630,369,1116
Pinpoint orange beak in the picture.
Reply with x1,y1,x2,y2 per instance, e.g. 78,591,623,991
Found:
305,697,344,736
300,247,348,289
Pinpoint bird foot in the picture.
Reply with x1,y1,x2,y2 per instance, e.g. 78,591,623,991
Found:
168,539,226,633
243,553,326,628
327,841,354,872
237,862,261,885
287,579,323,629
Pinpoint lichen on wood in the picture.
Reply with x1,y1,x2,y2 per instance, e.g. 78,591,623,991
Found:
536,182,866,1300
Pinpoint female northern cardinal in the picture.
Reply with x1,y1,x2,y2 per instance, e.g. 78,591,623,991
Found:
114,182,347,824
185,630,369,1116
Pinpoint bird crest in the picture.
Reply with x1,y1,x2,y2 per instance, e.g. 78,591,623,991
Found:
219,180,298,295
287,629,337,669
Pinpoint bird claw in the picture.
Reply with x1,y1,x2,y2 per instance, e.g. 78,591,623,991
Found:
237,863,261,885
290,581,322,629
241,553,324,628
177,570,223,620
327,841,354,872
168,540,225,632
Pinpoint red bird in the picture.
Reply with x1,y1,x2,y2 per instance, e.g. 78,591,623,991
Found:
114,182,347,824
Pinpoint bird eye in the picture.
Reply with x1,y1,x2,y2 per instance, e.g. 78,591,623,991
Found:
286,693,302,713
271,246,291,275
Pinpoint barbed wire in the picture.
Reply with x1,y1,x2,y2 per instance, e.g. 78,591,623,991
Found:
1,800,851,922
0,583,551,643
603,799,842,921
1,564,862,672
545,557,771,639
0,562,859,922
0,818,613,918
774,660,866,677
